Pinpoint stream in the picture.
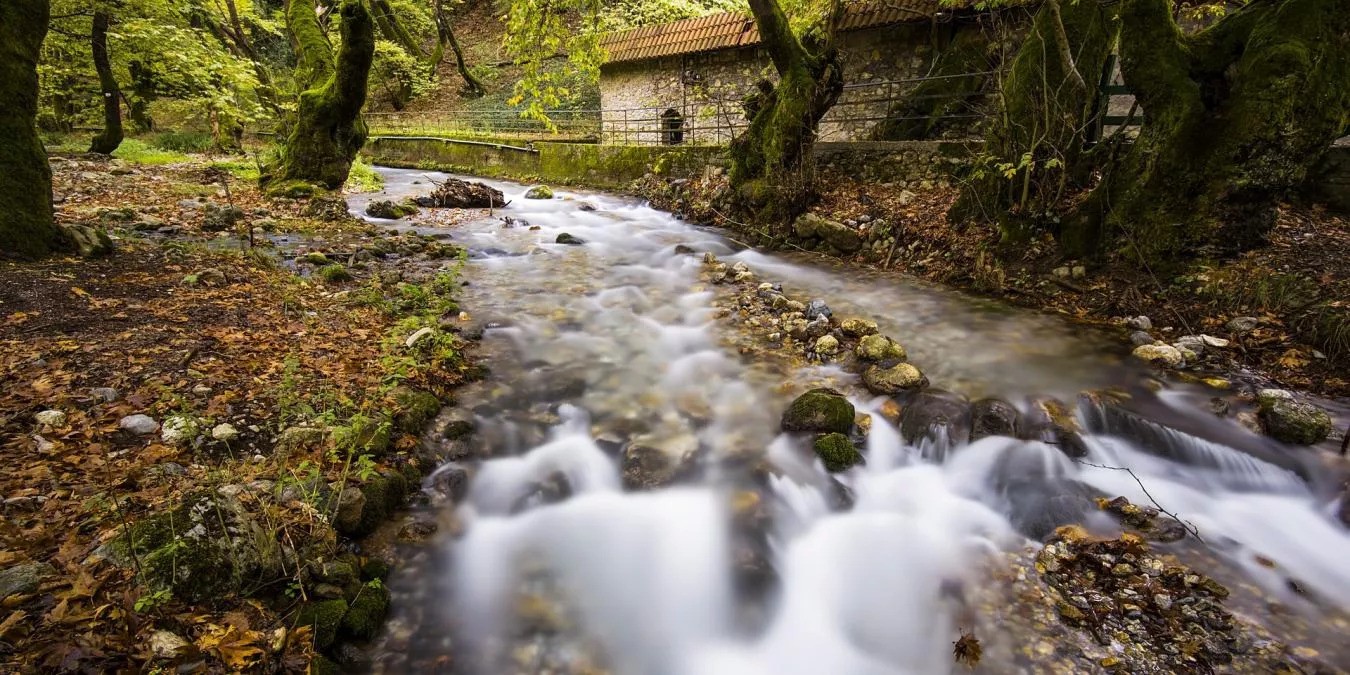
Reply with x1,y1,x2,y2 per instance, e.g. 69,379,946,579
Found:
350,168,1350,673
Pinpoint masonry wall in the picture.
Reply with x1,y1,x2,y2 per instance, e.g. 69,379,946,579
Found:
598,21,937,146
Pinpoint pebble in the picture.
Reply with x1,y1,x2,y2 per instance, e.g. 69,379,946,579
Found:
1225,316,1259,334
1131,344,1184,367
1126,316,1153,331
1128,331,1155,346
89,387,119,402
120,414,159,435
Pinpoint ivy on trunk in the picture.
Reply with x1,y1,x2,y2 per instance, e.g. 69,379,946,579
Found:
264,0,375,191
0,0,62,260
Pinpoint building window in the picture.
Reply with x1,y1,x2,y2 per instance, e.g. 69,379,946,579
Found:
660,108,685,145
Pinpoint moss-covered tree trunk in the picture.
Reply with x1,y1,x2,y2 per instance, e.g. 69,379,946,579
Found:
728,0,844,222
264,0,375,191
0,0,62,260
871,23,996,141
952,0,1116,245
88,9,124,155
1076,0,1350,262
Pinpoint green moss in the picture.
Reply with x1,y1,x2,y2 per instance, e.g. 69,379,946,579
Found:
352,472,407,536
340,583,390,641
813,433,863,472
781,388,855,434
311,655,342,675
299,252,332,265
524,185,554,199
297,598,348,649
317,264,353,283
391,386,441,434
265,180,318,199
333,414,392,456
361,558,390,582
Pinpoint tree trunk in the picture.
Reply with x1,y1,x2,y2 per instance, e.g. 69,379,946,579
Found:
0,0,62,259
264,0,375,190
728,0,845,223
434,0,485,97
1077,0,1350,262
871,23,996,141
89,9,124,155
952,0,1116,245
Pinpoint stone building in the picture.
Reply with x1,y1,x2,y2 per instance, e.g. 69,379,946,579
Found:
597,0,1003,146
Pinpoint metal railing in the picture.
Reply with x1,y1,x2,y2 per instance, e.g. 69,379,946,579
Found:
364,72,993,146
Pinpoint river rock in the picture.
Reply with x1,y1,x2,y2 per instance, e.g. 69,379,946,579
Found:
781,388,855,434
813,335,839,357
555,233,586,245
813,433,863,472
862,363,927,395
202,204,244,232
422,178,505,208
365,199,418,219
970,398,1020,439
792,213,826,239
333,487,366,534
815,218,863,253
622,444,676,490
855,334,907,362
1256,389,1332,445
1129,331,1156,347
1174,335,1207,356
58,223,114,257
839,317,878,338
899,391,971,446
120,414,159,435
1131,344,1184,367
1126,315,1153,331
804,299,832,321
524,185,555,199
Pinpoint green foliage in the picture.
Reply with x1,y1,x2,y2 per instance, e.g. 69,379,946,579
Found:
153,131,214,152
111,138,190,165
370,39,435,109
347,158,385,192
317,264,355,283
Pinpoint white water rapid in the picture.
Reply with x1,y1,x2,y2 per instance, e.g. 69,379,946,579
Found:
353,168,1350,674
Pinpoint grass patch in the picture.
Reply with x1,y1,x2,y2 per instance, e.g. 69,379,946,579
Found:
112,138,191,165
209,158,262,182
347,158,384,193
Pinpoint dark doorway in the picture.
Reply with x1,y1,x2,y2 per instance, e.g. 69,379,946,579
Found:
660,108,685,145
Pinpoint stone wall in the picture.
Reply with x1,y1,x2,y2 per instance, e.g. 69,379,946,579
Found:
363,136,725,190
813,141,974,188
598,21,938,146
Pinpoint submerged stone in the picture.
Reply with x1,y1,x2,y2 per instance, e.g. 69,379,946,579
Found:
861,363,926,395
1256,389,1332,445
855,334,907,362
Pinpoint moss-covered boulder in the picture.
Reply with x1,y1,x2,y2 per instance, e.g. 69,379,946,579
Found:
297,598,348,649
813,433,863,472
855,334,907,363
340,582,389,641
298,252,331,266
781,388,855,434
390,386,441,434
524,185,554,199
102,492,289,602
1257,389,1333,445
316,264,353,283
364,199,418,220
346,472,409,537
862,363,927,395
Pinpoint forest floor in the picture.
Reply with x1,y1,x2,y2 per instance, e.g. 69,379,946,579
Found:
0,152,482,672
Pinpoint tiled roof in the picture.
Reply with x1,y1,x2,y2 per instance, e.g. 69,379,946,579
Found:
600,0,945,65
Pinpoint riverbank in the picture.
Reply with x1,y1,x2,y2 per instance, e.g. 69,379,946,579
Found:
0,154,482,672
632,170,1350,408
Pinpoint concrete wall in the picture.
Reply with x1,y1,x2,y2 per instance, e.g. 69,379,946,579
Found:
597,21,937,146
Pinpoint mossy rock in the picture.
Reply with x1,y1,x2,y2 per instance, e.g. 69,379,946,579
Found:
361,558,390,582
855,334,907,362
524,185,554,199
340,583,390,641
298,252,331,265
105,492,287,603
311,655,342,675
317,264,353,283
390,386,441,434
813,433,863,472
297,598,348,650
352,473,409,536
364,199,419,219
781,388,855,434
1257,390,1333,445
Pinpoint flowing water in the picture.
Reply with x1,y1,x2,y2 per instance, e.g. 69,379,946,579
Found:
352,168,1350,673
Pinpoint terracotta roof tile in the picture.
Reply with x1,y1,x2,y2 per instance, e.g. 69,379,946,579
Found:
600,0,946,65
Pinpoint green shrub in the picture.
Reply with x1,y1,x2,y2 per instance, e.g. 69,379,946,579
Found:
152,131,213,153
